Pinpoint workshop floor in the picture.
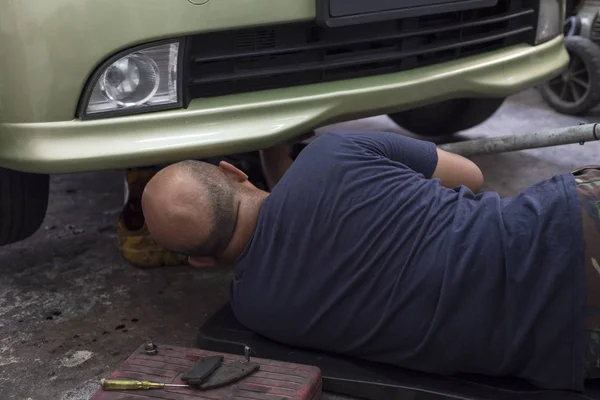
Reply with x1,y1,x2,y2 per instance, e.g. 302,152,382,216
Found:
1,89,600,400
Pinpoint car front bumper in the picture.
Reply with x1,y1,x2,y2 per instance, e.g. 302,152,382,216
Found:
0,35,568,174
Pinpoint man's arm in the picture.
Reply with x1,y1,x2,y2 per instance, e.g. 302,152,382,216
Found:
432,148,484,193
259,144,294,190
260,131,484,193
343,131,484,192
259,132,315,189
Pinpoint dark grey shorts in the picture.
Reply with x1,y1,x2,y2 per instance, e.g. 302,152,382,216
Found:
572,166,600,379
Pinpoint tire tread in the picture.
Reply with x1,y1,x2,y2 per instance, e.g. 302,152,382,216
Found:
388,98,505,137
0,168,49,245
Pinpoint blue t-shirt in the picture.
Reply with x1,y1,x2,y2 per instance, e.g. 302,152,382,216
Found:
230,131,585,391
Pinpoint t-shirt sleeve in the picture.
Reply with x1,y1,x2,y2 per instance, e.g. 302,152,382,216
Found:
340,131,439,178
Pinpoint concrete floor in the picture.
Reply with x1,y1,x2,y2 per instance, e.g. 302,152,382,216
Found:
1,88,600,400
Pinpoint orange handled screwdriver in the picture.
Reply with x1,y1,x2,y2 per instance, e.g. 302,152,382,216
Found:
100,378,189,390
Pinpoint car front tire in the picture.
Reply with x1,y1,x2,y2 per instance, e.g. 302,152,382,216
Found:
388,98,505,137
0,168,49,245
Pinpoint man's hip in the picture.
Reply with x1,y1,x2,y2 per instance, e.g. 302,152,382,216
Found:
573,166,600,379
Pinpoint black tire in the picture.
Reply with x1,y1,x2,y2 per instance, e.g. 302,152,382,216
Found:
539,36,600,115
388,98,505,137
0,168,49,245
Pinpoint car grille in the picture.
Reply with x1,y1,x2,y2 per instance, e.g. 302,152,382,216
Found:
183,0,537,104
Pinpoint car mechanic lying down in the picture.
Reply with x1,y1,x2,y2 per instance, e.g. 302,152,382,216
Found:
140,131,600,392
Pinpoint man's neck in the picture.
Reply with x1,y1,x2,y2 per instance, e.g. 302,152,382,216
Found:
221,190,269,264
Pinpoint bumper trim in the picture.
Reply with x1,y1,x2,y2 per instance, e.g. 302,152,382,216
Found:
0,35,568,174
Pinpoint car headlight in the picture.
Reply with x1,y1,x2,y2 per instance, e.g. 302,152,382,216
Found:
80,41,182,119
536,0,564,45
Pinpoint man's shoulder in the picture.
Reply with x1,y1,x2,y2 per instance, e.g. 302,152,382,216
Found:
305,131,349,147
312,130,379,142
298,131,380,159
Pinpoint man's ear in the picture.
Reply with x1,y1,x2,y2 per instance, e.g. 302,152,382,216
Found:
219,161,248,183
188,256,218,268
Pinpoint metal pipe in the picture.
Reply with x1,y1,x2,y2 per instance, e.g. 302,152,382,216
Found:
438,123,600,157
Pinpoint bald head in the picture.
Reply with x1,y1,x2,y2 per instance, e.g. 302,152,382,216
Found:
141,160,239,258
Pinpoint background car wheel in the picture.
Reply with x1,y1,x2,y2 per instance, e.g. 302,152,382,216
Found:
539,36,600,115
0,168,49,245
388,97,505,137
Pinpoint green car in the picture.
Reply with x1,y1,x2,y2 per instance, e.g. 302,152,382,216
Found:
0,0,567,246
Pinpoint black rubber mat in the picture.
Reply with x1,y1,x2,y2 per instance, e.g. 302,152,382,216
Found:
197,304,600,400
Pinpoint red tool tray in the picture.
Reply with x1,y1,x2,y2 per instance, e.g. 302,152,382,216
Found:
89,343,322,400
